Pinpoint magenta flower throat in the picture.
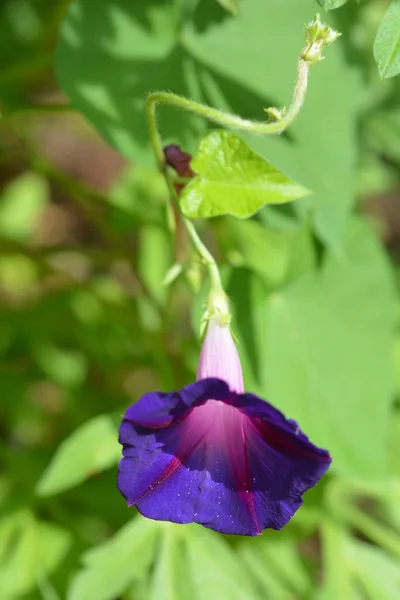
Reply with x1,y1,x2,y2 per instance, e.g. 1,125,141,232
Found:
118,293,331,536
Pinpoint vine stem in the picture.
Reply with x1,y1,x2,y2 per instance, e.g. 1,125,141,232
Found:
183,218,223,292
146,58,309,168
145,59,308,298
159,159,225,295
145,14,340,298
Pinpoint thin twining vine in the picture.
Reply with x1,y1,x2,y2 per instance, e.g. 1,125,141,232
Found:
145,14,340,302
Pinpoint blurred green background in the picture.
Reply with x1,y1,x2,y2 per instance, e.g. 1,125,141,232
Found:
1,0,400,599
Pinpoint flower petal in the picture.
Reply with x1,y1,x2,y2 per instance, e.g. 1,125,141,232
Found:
231,392,331,461
119,403,261,534
118,379,331,536
123,378,230,428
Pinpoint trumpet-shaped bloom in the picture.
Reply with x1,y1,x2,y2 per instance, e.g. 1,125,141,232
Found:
118,318,331,536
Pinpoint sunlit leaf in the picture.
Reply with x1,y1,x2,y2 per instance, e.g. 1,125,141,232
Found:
319,520,356,600
150,526,190,600
184,526,260,600
36,415,121,496
350,539,400,598
180,131,308,219
0,511,71,598
56,0,208,164
240,533,311,598
68,518,158,600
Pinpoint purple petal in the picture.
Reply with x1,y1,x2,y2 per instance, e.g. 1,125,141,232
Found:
118,379,331,536
123,378,230,428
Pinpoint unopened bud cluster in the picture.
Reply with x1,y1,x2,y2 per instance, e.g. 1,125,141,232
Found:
302,14,341,64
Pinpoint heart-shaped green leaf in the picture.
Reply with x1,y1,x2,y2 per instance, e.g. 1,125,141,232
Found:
179,131,309,219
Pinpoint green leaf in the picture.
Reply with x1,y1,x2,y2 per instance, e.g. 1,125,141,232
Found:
216,218,315,288
217,219,294,287
36,415,121,496
319,520,357,600
356,153,398,198
180,131,308,219
0,172,48,241
150,526,190,600
367,109,400,167
374,0,400,78
68,517,158,600
317,0,348,10
240,534,311,599
0,511,71,598
390,409,400,477
108,165,168,231
285,222,317,281
240,546,290,600
229,219,395,479
320,506,400,599
384,479,400,530
56,1,208,164
350,540,400,599
216,0,239,15
184,526,259,600
37,522,72,578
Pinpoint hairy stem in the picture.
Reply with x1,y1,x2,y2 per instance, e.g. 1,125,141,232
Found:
146,58,309,166
145,14,339,296
183,218,223,292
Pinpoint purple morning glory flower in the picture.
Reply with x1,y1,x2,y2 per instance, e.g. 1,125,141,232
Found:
118,309,331,536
